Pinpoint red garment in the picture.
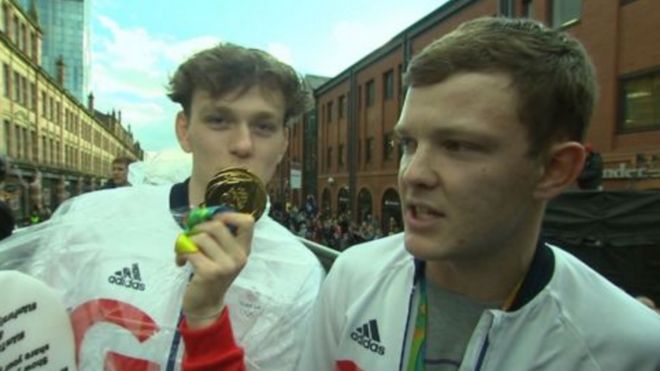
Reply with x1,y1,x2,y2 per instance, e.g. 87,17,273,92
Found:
180,308,246,371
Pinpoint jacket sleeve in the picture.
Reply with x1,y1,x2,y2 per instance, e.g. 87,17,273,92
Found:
180,307,246,371
296,258,346,371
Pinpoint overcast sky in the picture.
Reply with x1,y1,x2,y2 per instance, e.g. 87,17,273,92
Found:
90,0,448,152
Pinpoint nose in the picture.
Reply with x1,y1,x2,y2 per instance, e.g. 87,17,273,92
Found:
229,124,254,158
400,146,438,188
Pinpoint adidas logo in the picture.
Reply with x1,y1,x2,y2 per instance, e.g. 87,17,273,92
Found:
350,319,386,355
108,263,146,291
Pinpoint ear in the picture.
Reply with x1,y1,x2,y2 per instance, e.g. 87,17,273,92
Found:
175,111,192,153
533,142,586,200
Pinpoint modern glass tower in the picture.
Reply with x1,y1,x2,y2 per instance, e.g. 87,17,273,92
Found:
18,0,91,103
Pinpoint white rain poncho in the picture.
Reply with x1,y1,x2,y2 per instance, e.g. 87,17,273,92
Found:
0,183,324,370
128,147,192,186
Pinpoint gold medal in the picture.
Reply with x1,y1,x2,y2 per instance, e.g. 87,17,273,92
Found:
175,167,267,255
203,167,267,220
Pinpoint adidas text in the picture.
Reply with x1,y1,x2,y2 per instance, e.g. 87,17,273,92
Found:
350,332,385,355
108,263,145,291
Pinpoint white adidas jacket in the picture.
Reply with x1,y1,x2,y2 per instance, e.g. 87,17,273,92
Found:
0,184,325,371
298,233,660,371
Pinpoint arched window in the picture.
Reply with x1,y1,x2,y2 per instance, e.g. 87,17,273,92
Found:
337,186,349,214
381,188,402,234
357,188,372,224
321,188,331,216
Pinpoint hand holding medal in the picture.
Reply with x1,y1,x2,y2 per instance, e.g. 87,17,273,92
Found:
174,167,267,328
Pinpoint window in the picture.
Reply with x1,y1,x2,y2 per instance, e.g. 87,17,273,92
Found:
498,0,514,17
366,137,374,163
31,83,36,110
54,140,59,165
3,5,9,34
4,120,11,155
383,132,395,160
620,71,660,132
523,0,534,18
26,81,31,109
12,16,18,44
54,139,60,165
31,131,37,160
65,109,70,131
50,138,55,164
3,64,9,97
383,70,394,100
14,125,22,159
338,144,344,167
12,71,19,101
366,80,375,107
21,76,27,106
16,22,22,50
31,33,38,62
42,91,47,117
357,85,362,111
338,95,345,119
42,136,47,163
21,23,27,52
551,0,581,28
327,147,333,169
327,101,333,122
22,127,28,159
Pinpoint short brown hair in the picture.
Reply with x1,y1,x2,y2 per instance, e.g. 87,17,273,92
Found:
405,17,597,157
167,43,311,126
112,156,134,167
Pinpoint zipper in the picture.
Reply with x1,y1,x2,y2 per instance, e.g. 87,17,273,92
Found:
473,335,489,371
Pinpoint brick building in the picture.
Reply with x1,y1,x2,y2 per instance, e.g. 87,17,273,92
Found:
0,0,142,222
272,0,660,228
270,75,328,209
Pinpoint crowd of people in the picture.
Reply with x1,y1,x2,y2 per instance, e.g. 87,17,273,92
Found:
0,154,134,237
269,195,402,251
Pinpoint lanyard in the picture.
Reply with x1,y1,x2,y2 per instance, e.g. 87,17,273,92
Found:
405,270,524,371
406,277,428,371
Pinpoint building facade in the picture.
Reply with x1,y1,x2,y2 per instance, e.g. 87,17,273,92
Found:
274,0,660,230
16,0,90,103
270,75,328,210
0,0,141,223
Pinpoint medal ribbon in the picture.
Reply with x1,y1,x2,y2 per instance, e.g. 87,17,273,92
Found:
406,277,428,371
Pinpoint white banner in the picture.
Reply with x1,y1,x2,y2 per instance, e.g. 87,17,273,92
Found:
290,169,302,190
0,271,76,371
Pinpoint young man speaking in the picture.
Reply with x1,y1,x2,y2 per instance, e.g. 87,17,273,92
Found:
299,17,660,371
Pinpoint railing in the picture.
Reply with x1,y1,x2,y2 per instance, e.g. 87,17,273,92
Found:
299,238,340,272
